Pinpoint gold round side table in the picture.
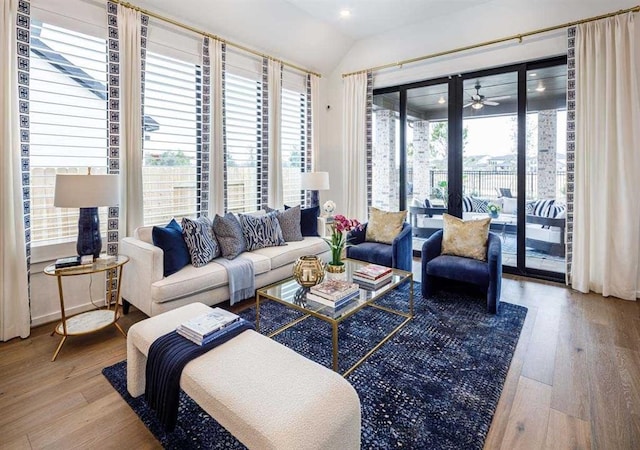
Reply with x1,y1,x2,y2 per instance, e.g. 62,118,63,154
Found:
43,255,129,361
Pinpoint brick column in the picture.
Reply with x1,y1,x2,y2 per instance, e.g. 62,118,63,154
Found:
412,120,430,203
537,110,557,199
373,109,398,211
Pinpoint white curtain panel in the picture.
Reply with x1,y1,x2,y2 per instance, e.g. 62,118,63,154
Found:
310,74,320,170
572,12,640,300
118,7,143,235
0,0,30,340
210,39,225,216
343,72,369,222
268,59,283,209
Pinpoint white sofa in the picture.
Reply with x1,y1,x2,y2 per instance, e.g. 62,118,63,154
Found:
121,225,330,316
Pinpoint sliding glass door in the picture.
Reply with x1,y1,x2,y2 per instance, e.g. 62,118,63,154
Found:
372,56,567,282
462,73,518,268
405,83,449,253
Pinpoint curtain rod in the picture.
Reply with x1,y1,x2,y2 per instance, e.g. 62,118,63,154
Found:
112,0,321,78
342,5,640,78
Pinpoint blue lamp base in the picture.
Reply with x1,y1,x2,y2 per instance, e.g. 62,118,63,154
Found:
309,190,320,208
77,207,102,258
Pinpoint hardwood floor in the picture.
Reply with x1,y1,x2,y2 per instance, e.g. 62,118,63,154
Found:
1,272,639,449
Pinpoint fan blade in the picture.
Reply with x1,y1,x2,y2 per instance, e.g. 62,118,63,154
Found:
463,102,473,108
483,101,499,106
485,95,511,101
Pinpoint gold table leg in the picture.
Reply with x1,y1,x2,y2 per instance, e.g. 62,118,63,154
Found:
51,335,67,362
256,294,261,332
332,322,339,372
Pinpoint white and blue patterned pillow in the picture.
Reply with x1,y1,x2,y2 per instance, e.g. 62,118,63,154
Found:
462,196,474,212
527,199,558,217
181,216,220,267
239,212,286,251
471,197,490,213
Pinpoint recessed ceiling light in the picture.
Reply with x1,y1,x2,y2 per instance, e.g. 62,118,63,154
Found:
529,73,537,77
339,9,351,18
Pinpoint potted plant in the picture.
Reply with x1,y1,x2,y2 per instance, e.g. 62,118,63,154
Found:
487,202,501,218
323,214,362,273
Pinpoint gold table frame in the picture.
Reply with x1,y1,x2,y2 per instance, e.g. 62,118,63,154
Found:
256,259,413,377
43,255,129,361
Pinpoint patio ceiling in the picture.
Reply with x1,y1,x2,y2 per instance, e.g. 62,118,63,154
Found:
374,64,567,121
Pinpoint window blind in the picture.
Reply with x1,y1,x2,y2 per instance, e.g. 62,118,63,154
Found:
224,50,264,213
142,51,200,226
29,19,108,244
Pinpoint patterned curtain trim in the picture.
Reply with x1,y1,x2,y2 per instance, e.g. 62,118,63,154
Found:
199,36,211,217
221,43,228,212
17,0,31,307
260,57,269,209
106,1,120,260
305,73,313,206
565,27,576,285
366,71,373,208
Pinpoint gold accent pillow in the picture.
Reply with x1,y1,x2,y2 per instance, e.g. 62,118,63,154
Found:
441,213,490,261
365,207,406,244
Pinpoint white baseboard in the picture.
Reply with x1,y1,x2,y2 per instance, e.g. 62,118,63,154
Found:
31,298,107,328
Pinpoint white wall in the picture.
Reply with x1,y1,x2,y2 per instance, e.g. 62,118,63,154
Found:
319,0,639,214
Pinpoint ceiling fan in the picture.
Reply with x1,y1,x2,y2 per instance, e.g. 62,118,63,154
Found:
463,82,509,110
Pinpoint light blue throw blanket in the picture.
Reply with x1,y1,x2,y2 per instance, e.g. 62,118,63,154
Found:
215,256,255,305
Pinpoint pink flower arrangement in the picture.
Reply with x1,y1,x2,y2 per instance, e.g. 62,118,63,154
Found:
324,214,362,266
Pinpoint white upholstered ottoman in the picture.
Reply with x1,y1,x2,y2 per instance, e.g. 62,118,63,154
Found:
127,302,361,449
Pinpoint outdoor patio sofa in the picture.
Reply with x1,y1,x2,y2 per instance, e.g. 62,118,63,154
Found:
409,197,566,257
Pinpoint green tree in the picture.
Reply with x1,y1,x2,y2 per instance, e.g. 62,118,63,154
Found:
145,150,190,166
429,122,469,160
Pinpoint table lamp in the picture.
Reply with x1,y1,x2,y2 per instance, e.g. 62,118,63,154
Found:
301,171,330,208
54,170,120,258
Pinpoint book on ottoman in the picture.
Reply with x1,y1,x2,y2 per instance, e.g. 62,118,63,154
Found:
177,308,240,345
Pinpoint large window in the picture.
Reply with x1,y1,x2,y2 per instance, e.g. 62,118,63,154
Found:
281,87,307,206
29,20,108,245
224,71,263,213
142,51,199,226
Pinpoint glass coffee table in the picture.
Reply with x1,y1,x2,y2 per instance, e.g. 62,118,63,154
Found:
256,259,413,377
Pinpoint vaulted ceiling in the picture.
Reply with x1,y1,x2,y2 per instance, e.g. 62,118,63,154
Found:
132,0,495,74
133,0,639,76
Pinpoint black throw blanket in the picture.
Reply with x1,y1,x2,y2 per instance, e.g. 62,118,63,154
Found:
145,318,254,431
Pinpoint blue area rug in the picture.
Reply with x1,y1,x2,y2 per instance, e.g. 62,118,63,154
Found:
102,282,527,449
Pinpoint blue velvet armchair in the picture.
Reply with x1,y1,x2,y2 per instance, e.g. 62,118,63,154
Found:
346,222,412,272
421,229,502,314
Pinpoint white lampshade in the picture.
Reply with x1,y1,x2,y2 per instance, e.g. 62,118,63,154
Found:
54,174,120,208
301,172,330,190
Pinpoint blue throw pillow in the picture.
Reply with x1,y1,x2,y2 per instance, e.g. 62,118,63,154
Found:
286,205,319,237
152,219,191,277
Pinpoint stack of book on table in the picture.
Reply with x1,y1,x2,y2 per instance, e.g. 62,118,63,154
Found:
352,264,393,290
177,308,241,346
307,280,360,309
